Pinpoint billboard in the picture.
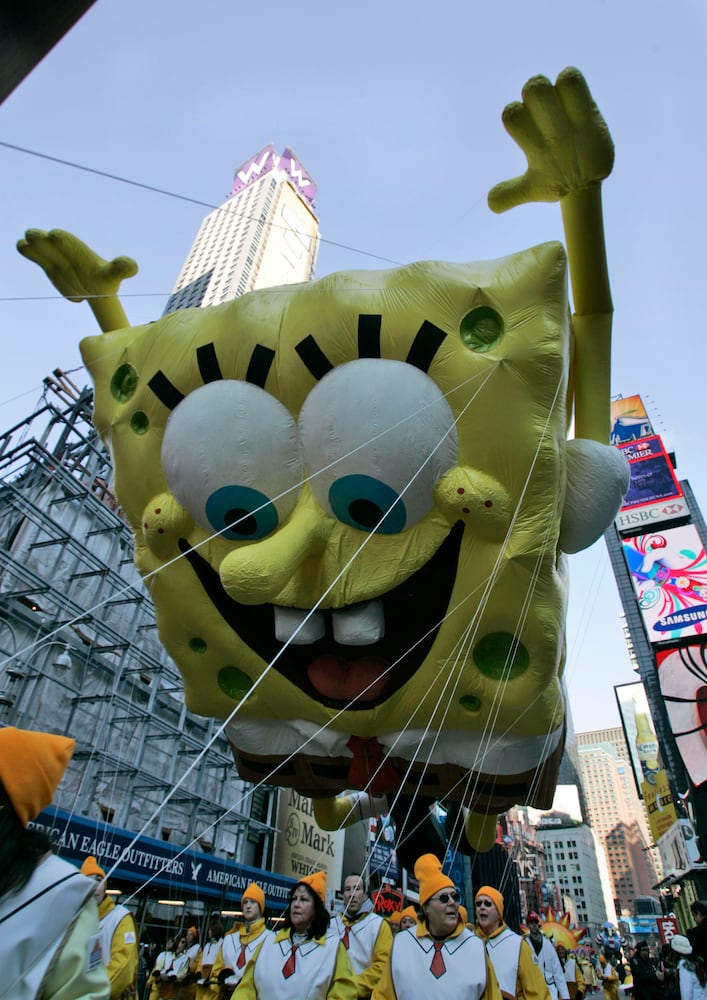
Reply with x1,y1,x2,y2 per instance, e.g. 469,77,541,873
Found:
368,814,399,881
272,788,344,889
656,645,707,787
615,682,662,792
622,524,707,643
618,436,683,506
610,395,654,445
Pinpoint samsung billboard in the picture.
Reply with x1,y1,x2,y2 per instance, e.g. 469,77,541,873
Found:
622,524,707,643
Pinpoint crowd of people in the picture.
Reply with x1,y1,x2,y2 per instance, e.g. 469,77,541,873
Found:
4,723,707,1000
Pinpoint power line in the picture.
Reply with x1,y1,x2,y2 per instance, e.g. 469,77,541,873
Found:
1,140,403,267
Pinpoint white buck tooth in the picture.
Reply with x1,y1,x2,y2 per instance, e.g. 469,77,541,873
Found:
332,600,385,645
274,607,325,645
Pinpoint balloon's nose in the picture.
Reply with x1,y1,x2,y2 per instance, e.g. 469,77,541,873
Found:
219,492,334,605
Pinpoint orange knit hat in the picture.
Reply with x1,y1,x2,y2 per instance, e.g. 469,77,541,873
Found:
400,905,418,922
475,885,504,918
81,855,106,879
242,881,265,912
299,870,326,904
0,726,74,826
414,854,455,906
388,911,402,926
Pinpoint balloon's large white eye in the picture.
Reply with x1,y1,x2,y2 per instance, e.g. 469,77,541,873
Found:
299,359,457,533
161,381,301,541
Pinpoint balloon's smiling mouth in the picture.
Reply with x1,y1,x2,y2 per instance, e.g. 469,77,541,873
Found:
179,521,464,709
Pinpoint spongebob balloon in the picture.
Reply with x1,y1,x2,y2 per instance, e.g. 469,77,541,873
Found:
18,68,629,859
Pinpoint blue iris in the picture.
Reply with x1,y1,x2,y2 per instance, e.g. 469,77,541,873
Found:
328,474,406,534
205,485,278,540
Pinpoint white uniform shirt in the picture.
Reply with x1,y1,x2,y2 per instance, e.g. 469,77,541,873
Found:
250,928,345,1000
529,935,569,1000
390,926,488,999
482,925,523,1000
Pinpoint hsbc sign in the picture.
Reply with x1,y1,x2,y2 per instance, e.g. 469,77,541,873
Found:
615,496,689,533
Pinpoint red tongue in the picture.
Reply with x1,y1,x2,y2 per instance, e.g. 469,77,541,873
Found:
308,655,389,703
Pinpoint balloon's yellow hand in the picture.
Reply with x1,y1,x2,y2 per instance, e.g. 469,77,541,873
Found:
488,66,614,213
17,228,137,332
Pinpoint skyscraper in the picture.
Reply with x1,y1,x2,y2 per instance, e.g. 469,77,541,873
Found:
164,144,320,313
576,728,661,915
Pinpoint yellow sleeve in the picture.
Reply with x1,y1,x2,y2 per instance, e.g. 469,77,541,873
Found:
107,912,138,998
43,900,110,1000
518,939,552,1000
190,946,202,974
370,953,396,1000
232,940,265,1000
328,941,359,1000
576,963,585,992
210,942,227,983
483,952,503,1000
356,919,393,997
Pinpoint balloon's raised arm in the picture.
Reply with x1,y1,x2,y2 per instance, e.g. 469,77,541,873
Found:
489,67,614,443
17,228,137,334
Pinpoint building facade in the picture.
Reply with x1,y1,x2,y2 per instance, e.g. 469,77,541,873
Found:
164,144,319,313
536,822,614,937
576,729,660,915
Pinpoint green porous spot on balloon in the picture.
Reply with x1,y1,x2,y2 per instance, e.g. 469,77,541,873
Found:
473,632,529,680
218,666,253,699
189,637,207,653
459,306,504,353
110,363,139,402
459,694,481,712
130,411,149,434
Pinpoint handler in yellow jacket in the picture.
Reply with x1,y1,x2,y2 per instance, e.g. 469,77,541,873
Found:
81,855,139,999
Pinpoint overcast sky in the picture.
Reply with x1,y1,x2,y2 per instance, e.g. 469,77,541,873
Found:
2,0,706,736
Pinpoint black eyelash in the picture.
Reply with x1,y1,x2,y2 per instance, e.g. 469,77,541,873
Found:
294,314,447,381
147,371,184,410
358,314,381,358
197,343,223,383
148,341,276,408
406,320,447,373
245,345,276,388
295,335,333,380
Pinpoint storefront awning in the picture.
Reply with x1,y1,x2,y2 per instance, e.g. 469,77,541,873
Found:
31,807,295,907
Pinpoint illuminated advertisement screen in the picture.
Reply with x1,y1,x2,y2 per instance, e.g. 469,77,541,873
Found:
615,682,659,797
610,394,654,445
622,524,707,642
618,436,683,510
656,645,707,788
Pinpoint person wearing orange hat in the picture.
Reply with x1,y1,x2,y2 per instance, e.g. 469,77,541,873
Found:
372,854,501,1000
387,911,403,934
180,925,202,1000
81,853,139,998
398,906,418,932
210,882,272,992
236,870,357,998
0,726,110,998
473,888,550,1000
334,872,393,997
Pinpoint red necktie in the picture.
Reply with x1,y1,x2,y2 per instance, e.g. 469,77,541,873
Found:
282,944,298,978
237,943,247,969
342,926,350,949
430,942,446,979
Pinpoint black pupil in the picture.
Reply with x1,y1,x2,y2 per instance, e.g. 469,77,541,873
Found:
349,498,384,529
225,508,258,535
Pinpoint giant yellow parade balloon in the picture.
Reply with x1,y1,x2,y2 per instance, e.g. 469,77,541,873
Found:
18,68,628,858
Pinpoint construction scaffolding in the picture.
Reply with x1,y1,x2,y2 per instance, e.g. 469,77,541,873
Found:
0,370,277,869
